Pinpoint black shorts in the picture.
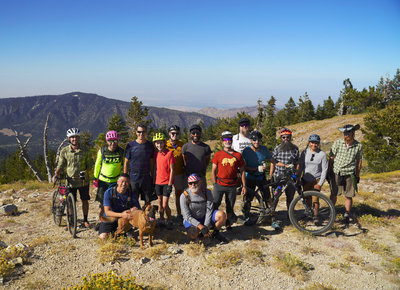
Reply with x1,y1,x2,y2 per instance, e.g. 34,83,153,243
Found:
96,180,115,204
98,220,118,234
131,175,156,203
70,185,90,201
155,184,171,197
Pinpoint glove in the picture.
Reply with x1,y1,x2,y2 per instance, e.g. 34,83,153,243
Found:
200,226,209,235
93,179,98,188
166,185,173,195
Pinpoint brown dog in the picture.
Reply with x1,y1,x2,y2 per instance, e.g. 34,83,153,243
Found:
101,204,158,249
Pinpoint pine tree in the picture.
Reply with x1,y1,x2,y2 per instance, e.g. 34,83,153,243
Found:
283,97,298,125
322,96,336,118
126,96,152,139
107,113,130,146
261,96,277,149
255,98,265,130
296,92,315,122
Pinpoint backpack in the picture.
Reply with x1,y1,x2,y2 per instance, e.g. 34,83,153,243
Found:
183,190,207,206
110,185,133,210
101,146,124,163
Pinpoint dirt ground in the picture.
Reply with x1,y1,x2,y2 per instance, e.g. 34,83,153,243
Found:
1,172,400,289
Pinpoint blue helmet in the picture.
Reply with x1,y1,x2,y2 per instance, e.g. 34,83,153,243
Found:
308,134,320,142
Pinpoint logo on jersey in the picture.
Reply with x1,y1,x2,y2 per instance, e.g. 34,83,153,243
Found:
221,157,236,167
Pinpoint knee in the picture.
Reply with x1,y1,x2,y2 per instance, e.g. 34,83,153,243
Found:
98,233,109,240
215,210,227,223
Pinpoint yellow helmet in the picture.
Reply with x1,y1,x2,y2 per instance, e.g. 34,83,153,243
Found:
152,132,166,142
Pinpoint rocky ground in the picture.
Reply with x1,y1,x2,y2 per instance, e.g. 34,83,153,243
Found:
0,172,400,289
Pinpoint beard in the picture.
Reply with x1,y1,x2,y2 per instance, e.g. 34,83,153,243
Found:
277,141,297,152
191,185,200,194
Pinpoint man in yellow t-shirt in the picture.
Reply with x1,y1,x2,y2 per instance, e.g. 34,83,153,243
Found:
166,125,186,223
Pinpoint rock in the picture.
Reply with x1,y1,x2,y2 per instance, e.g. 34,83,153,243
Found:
28,192,40,198
326,232,338,238
11,257,23,266
1,229,12,235
0,204,18,216
16,188,26,194
17,198,25,203
168,245,182,255
15,243,27,249
141,257,150,264
0,201,3,206
160,255,171,260
0,241,7,248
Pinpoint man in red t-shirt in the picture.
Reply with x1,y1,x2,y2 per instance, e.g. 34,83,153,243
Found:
211,131,246,230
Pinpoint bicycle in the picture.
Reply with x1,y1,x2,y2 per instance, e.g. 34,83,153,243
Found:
52,177,77,238
243,165,336,235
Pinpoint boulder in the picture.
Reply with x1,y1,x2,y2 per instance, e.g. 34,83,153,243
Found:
0,204,18,216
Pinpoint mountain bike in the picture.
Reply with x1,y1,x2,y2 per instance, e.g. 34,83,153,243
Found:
52,178,77,238
244,165,336,235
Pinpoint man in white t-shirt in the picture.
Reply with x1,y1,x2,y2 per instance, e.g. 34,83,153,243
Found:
232,117,252,153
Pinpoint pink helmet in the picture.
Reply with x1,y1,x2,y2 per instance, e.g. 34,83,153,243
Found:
106,130,119,141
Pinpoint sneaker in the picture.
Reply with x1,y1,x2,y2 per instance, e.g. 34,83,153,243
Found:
313,216,320,225
176,214,183,224
80,221,90,229
225,219,233,231
211,230,229,244
271,221,281,230
167,221,173,230
94,222,101,231
343,212,350,224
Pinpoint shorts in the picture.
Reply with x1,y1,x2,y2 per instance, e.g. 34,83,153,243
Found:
70,185,90,201
330,174,355,198
98,219,118,234
173,174,186,191
131,175,156,203
96,180,115,204
155,184,171,197
184,209,218,229
212,183,237,215
303,179,320,203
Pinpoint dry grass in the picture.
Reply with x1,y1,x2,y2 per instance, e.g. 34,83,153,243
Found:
205,249,242,268
344,254,366,266
0,180,52,192
97,242,125,263
28,236,53,247
184,241,206,257
328,261,351,273
273,252,313,281
358,214,390,227
361,170,400,182
24,279,50,289
302,245,321,256
302,282,337,290
131,243,169,260
359,238,391,255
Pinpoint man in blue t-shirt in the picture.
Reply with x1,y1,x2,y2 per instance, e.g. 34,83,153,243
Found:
98,174,141,239
241,131,273,225
124,124,155,205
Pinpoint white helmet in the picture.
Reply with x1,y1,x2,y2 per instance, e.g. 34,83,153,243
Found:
66,128,80,138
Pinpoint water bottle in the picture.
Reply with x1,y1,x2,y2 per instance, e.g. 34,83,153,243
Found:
274,185,282,196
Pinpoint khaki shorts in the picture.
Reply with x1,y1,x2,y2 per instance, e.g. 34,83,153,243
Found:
303,179,320,203
174,174,187,191
330,174,355,198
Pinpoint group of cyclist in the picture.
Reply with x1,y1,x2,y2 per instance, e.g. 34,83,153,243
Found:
52,118,362,242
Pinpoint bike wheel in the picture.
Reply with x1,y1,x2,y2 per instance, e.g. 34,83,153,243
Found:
289,191,336,235
66,194,77,238
52,190,63,226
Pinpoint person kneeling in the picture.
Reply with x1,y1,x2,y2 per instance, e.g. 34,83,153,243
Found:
98,174,141,239
180,174,228,243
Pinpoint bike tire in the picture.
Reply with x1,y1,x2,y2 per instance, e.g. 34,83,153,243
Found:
52,190,63,226
66,194,77,238
288,190,336,235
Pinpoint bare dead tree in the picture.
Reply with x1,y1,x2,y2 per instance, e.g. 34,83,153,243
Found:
43,113,52,182
14,130,43,182
55,138,68,167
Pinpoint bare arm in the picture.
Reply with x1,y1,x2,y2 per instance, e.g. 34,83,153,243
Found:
124,158,129,174
182,153,187,167
104,206,132,220
168,163,174,186
211,163,218,184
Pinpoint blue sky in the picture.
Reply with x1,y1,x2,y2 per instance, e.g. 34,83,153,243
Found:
0,0,399,108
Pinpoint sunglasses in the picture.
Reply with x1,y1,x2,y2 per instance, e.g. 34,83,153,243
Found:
240,124,249,127
223,137,232,142
136,131,145,134
281,136,290,140
170,132,178,136
252,138,260,142
310,154,315,162
107,140,118,143
188,181,199,185
191,131,201,135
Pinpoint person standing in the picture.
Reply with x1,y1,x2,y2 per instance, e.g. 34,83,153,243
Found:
329,124,363,223
298,134,328,224
242,130,273,225
182,124,212,190
153,132,176,229
270,128,299,211
124,124,155,206
166,125,186,223
93,131,124,228
232,117,252,153
52,128,93,228
211,131,246,229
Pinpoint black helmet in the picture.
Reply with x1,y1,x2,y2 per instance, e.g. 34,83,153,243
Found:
189,124,202,133
238,117,250,126
168,125,180,132
308,134,320,142
249,130,263,140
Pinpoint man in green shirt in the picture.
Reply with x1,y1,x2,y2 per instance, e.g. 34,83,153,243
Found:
329,124,363,223
52,128,93,228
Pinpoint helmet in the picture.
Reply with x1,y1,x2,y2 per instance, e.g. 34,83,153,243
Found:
152,132,166,142
308,134,320,142
188,173,200,183
238,117,250,126
106,130,119,141
66,128,80,138
168,125,180,132
189,124,202,133
280,128,292,136
249,130,263,140
221,130,233,139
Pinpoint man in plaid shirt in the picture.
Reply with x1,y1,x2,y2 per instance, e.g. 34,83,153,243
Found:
329,124,363,223
270,128,299,210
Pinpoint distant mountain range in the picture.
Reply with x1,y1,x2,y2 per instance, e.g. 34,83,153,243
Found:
0,92,216,157
166,105,258,118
